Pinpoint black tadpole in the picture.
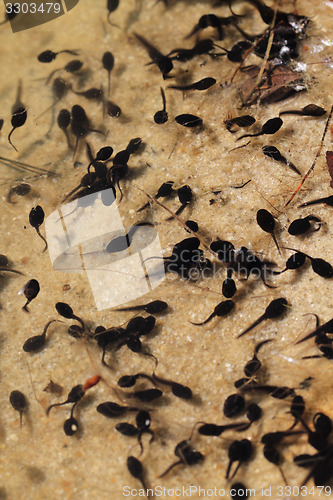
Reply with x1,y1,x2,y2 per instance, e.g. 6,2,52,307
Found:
288,215,321,235
115,299,168,314
46,59,83,85
279,104,326,117
8,106,27,152
225,115,255,133
23,319,61,352
158,440,204,478
283,247,333,279
46,384,84,416
175,114,203,128
106,223,153,253
166,185,193,220
71,104,102,159
167,38,216,62
134,32,173,77
57,109,72,149
127,456,150,496
244,339,273,377
185,13,237,41
190,299,234,325
222,277,237,298
37,49,79,63
106,100,121,118
55,302,86,332
9,390,27,426
7,183,31,204
71,87,103,101
238,298,288,338
299,195,333,208
102,51,114,96
168,77,216,92
107,0,119,25
223,394,245,418
215,40,252,62
237,117,283,141
256,208,280,254
132,388,163,402
154,87,168,125
87,144,113,171
198,422,249,436
137,180,174,212
271,252,306,275
226,439,253,479
29,205,47,252
20,279,40,312
63,416,79,436
262,145,301,175
97,401,139,418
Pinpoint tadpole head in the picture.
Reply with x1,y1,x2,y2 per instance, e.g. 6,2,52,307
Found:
56,302,74,319
265,298,288,319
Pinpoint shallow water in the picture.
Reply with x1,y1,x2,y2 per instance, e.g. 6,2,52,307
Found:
1,1,333,499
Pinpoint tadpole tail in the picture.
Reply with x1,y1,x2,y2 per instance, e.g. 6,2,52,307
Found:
279,110,303,116
271,233,281,255
269,268,287,275
255,339,274,354
226,459,234,479
107,13,120,28
190,311,216,326
279,466,288,486
22,299,31,313
138,432,144,457
115,305,144,312
287,161,302,176
64,130,72,150
152,372,172,387
73,136,79,160
60,50,80,56
46,400,69,416
228,0,246,18
45,68,59,86
137,202,150,212
236,132,261,141
72,315,85,332
299,197,332,207
101,347,112,368
8,128,18,152
237,313,265,338
36,228,48,253
184,25,200,39
158,460,182,478
0,268,24,275
166,203,187,221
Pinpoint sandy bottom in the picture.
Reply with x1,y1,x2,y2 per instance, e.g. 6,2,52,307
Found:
0,0,333,499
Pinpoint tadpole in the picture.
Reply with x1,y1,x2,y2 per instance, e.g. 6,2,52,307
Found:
238,298,288,338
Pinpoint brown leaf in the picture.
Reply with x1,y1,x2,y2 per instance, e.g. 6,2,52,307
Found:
240,66,306,106
43,380,63,396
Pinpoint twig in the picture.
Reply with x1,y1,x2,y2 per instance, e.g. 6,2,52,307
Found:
284,104,333,207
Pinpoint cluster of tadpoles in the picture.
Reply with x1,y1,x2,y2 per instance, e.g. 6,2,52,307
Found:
61,137,143,204
5,0,333,495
